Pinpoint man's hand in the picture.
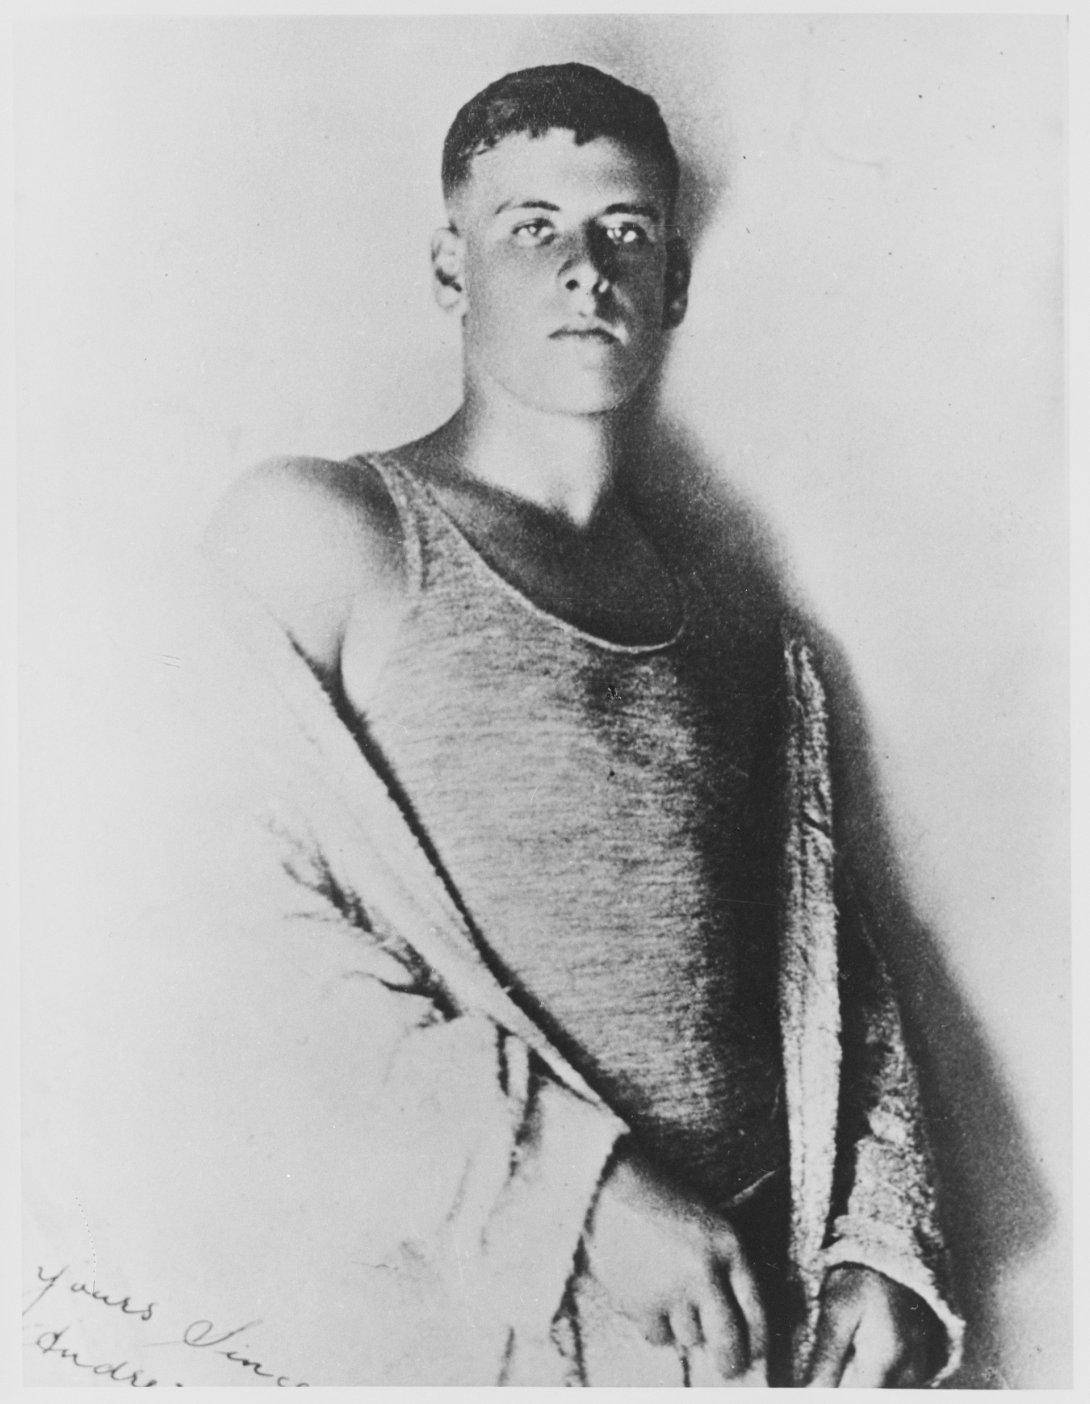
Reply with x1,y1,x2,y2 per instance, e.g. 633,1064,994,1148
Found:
583,1148,768,1384
806,1265,942,1387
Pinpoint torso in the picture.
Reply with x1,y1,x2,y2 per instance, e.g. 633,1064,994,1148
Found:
342,450,789,1208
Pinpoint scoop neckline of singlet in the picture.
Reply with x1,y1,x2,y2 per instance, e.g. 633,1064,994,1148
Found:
370,451,689,656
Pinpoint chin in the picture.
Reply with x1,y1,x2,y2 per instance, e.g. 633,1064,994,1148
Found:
518,367,650,418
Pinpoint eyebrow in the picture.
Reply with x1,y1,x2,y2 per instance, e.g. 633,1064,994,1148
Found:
492,198,663,222
601,202,662,222
493,199,560,216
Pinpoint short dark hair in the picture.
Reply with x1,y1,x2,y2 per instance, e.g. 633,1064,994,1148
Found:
441,62,679,206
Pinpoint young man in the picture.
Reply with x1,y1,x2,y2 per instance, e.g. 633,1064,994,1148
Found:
205,64,960,1386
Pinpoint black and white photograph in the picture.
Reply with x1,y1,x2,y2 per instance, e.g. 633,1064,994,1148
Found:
14,9,1069,1390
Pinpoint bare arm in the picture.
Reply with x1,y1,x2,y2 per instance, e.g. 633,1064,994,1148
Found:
202,455,409,698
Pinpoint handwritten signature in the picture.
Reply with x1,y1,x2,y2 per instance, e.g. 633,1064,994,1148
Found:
26,1263,309,1386
34,1326,172,1388
24,1262,157,1321
182,1319,309,1385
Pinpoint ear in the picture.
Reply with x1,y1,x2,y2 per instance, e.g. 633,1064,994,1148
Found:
663,236,691,330
431,225,467,314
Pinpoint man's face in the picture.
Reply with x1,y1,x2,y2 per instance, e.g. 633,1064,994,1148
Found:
439,129,685,417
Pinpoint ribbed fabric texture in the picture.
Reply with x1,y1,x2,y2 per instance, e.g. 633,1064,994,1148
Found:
359,454,788,1206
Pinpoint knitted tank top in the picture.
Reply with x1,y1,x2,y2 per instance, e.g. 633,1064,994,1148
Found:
358,453,788,1207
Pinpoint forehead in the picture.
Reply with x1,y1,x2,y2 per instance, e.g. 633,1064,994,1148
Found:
452,128,671,219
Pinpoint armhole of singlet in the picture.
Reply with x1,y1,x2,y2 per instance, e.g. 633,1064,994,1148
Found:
347,450,425,601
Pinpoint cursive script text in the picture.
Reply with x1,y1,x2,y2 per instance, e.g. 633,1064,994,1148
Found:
35,1325,175,1387
182,1318,308,1385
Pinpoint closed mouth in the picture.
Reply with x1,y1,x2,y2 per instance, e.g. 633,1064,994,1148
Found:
550,325,620,344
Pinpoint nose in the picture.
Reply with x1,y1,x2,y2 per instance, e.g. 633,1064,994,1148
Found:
560,226,615,296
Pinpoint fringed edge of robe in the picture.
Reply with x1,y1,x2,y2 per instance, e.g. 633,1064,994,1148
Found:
782,635,964,1384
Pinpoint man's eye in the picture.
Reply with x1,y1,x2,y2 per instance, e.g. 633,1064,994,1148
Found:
604,223,651,248
512,220,553,245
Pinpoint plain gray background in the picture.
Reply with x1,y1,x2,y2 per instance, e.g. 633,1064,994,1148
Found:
16,13,1067,1387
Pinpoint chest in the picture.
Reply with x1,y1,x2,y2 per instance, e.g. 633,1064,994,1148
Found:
361,562,783,896
425,482,682,648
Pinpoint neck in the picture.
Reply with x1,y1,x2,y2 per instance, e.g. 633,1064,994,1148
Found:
428,382,631,529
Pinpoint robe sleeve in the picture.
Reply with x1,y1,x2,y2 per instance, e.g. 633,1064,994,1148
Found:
782,629,964,1382
152,571,629,1385
821,874,965,1383
262,805,628,1383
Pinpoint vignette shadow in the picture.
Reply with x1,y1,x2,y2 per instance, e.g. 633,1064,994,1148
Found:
626,415,1054,1388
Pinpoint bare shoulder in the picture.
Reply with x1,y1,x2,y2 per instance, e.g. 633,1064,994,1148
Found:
203,453,408,676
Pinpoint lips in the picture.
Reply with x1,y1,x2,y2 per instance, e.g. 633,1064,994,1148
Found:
549,323,621,345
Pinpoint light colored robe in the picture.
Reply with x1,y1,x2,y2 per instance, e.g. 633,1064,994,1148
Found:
166,561,964,1385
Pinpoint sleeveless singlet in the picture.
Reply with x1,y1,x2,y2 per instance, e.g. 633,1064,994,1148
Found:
356,453,788,1208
